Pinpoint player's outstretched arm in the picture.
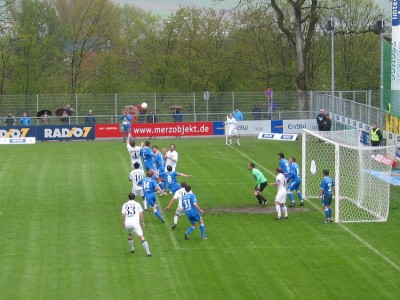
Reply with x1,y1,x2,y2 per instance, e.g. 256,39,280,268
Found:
178,173,192,178
165,197,176,211
156,186,166,196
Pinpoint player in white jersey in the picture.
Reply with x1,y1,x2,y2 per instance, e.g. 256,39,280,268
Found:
225,113,240,145
165,182,191,229
129,162,147,210
127,134,143,170
121,193,152,256
165,144,178,171
270,167,288,220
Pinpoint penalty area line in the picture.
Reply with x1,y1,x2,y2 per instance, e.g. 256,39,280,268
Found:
231,146,400,272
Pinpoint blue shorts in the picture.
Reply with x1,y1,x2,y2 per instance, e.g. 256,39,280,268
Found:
322,194,332,206
288,180,301,191
186,211,202,224
144,163,156,171
170,184,181,194
145,193,157,207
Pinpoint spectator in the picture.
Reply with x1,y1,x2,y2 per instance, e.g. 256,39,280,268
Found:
322,114,332,131
252,104,262,120
232,107,243,121
65,104,74,116
172,109,183,122
120,111,132,143
5,112,15,126
60,110,70,124
371,124,383,146
316,109,326,131
40,111,50,124
85,109,96,125
20,112,31,126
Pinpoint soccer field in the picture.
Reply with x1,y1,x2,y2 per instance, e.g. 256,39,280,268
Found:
0,137,399,299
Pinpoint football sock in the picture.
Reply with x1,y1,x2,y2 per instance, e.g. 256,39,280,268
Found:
282,206,288,217
173,215,179,224
328,208,332,219
200,224,206,237
275,204,281,217
229,138,232,144
154,210,163,220
142,240,150,254
287,192,294,202
256,194,264,203
186,226,195,236
324,208,329,219
297,192,303,201
128,238,134,250
143,200,147,210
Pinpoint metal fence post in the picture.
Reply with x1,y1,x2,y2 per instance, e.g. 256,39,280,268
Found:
75,94,78,124
193,92,196,122
115,94,118,124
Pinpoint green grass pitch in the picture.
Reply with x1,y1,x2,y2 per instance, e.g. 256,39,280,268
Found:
0,137,399,299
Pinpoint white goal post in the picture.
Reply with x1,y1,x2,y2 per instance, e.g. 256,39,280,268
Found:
302,129,396,223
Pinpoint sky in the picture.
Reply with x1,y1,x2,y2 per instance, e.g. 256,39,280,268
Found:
113,1,392,18
112,0,238,16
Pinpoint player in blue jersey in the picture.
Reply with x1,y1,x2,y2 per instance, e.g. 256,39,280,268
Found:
159,165,192,194
318,169,335,223
287,157,304,206
181,185,207,240
152,145,166,191
278,153,291,180
138,170,167,223
165,181,190,229
140,141,156,172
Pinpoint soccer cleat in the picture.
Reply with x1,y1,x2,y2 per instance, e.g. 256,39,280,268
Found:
171,224,177,230
324,219,332,223
284,216,288,219
274,216,282,220
300,202,304,206
161,219,166,223
184,234,189,240
147,253,153,257
201,236,208,240
263,201,269,206
237,142,240,146
130,249,135,253
290,202,296,207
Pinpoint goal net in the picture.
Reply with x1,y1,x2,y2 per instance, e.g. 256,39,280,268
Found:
302,129,395,223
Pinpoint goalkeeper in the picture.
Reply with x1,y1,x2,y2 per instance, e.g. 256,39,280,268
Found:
248,162,268,206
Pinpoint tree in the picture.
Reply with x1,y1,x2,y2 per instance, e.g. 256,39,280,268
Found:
6,0,64,96
51,0,119,93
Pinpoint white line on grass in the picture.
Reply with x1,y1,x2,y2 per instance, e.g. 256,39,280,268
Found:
230,145,400,272
157,199,179,250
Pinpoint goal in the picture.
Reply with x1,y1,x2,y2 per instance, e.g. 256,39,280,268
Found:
302,129,396,223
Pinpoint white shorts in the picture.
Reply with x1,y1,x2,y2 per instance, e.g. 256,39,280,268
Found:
125,223,143,236
275,190,287,204
228,128,238,136
132,187,144,197
175,207,185,216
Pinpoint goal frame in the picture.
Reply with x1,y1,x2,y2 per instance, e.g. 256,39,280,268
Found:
302,128,394,223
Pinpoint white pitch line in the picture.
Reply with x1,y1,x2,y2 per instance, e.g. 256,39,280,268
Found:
157,199,179,250
230,145,400,272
